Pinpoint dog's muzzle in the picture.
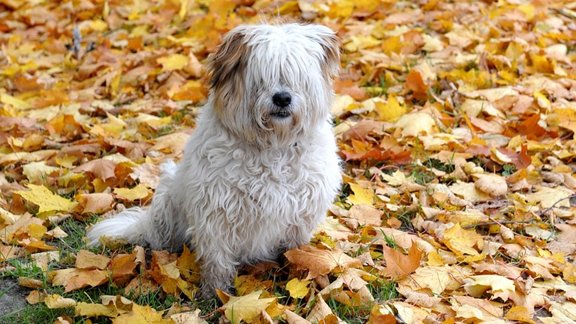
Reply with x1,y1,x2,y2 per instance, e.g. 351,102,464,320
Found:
271,92,292,118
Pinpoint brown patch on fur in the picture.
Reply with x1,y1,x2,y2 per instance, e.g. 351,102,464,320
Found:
207,28,255,141
207,28,249,90
319,31,341,79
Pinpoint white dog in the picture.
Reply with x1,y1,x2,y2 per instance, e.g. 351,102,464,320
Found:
87,23,342,296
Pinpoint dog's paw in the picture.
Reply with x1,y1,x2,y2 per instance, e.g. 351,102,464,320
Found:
198,282,233,300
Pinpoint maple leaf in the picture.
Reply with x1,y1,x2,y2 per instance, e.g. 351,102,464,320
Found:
219,290,276,324
381,243,423,279
113,184,152,202
113,303,172,324
75,302,119,318
110,252,139,285
286,278,310,299
285,245,361,279
15,184,77,215
464,275,515,301
441,223,484,258
394,111,437,137
347,183,375,206
76,250,110,270
405,70,428,100
306,294,339,323
50,268,108,292
157,54,189,72
75,192,115,214
73,158,117,181
44,294,77,309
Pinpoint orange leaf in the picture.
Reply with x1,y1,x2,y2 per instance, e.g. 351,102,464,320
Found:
405,70,427,100
284,246,361,279
73,159,117,181
75,250,110,270
381,243,422,279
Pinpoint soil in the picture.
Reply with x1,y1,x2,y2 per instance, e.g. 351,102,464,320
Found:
0,278,27,320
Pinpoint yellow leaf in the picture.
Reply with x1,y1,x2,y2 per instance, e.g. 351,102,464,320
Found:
110,72,122,96
44,294,77,309
76,250,110,270
449,181,492,203
114,184,151,202
89,20,108,32
517,4,535,20
427,250,444,266
464,275,515,301
381,36,402,55
28,223,47,240
0,92,30,110
222,290,275,324
286,278,309,299
347,183,374,205
157,54,189,72
374,96,407,122
442,224,483,258
178,0,187,20
533,91,551,109
113,303,172,324
15,184,77,215
394,111,436,137
381,170,407,186
75,302,119,318
50,268,108,292
526,186,573,208
549,108,576,133
22,161,59,183
505,306,535,324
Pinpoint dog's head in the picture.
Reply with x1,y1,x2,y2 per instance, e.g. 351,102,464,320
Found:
207,24,340,147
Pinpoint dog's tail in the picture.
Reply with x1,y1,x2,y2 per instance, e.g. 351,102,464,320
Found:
86,207,149,247
86,161,183,250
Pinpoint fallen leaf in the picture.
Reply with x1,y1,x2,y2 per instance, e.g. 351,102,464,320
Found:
286,278,310,299
76,250,110,270
44,294,77,309
113,303,172,324
381,243,422,279
221,290,275,324
285,246,362,279
15,184,77,215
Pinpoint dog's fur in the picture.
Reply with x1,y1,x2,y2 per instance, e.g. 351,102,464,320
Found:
87,23,342,296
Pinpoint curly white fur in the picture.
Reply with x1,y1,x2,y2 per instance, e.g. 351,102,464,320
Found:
87,23,342,296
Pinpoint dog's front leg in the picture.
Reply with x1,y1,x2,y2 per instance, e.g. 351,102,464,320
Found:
284,224,314,250
198,251,238,298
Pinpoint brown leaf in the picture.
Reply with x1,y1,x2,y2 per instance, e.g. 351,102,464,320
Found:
405,70,427,100
285,246,361,279
110,252,138,285
75,193,115,214
381,243,422,279
73,158,117,181
50,268,108,292
76,250,110,270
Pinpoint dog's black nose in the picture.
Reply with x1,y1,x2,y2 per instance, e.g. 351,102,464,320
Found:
272,92,291,108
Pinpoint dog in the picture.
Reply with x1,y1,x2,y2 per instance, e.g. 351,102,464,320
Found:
87,23,342,297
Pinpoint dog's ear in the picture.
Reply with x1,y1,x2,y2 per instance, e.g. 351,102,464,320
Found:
207,27,249,90
310,25,340,79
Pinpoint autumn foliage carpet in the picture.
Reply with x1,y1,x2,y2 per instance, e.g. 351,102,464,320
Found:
1,0,576,323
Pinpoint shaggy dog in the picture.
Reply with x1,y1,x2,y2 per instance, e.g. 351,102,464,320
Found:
87,23,342,296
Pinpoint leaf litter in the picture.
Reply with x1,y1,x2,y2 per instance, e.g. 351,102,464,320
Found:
1,0,576,323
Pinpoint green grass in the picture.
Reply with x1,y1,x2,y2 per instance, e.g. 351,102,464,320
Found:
0,217,224,323
1,303,74,323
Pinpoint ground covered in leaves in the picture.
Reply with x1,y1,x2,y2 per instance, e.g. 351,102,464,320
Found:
1,0,576,323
